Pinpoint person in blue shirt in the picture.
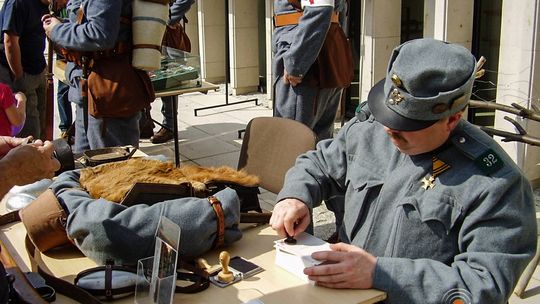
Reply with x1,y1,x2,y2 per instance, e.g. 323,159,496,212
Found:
0,0,49,139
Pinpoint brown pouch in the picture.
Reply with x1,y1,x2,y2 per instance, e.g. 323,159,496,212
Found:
19,189,71,252
162,19,191,52
305,23,354,89
87,54,155,118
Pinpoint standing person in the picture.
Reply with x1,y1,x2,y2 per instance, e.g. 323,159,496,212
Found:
272,0,352,141
150,0,195,144
269,38,537,303
0,0,49,139
42,0,150,153
0,83,25,136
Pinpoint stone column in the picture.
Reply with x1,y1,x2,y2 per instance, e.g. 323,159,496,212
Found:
185,2,199,56
229,0,260,95
495,0,540,184
266,0,274,103
198,0,226,83
358,0,401,102
423,0,474,49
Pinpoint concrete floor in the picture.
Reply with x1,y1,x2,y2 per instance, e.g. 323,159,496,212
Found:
51,84,540,303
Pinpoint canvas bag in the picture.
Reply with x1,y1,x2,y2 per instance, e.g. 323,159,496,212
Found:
87,54,155,118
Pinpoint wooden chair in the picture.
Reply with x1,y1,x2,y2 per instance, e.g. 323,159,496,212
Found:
237,117,317,222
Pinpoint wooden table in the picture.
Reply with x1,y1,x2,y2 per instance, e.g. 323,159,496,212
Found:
0,199,386,303
53,59,219,166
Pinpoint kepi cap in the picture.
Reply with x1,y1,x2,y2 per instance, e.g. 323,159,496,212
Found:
368,38,476,131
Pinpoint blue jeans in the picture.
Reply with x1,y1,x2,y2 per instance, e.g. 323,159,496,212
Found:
57,81,72,131
161,96,176,130
74,103,141,153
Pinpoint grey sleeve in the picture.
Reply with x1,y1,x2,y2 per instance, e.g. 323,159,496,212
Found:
50,1,122,51
276,121,352,208
373,174,537,304
284,6,333,77
52,171,243,265
169,0,195,24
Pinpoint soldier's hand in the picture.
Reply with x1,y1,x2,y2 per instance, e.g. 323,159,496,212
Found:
304,243,376,289
42,14,61,38
283,69,303,87
270,198,310,238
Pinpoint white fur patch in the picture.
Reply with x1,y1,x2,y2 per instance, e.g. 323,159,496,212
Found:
301,0,334,9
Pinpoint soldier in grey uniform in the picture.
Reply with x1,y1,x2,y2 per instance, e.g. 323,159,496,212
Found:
273,0,347,141
42,0,141,153
270,38,537,303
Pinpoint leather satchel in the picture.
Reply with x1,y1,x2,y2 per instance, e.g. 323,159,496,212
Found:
305,22,354,89
162,18,191,52
87,54,155,118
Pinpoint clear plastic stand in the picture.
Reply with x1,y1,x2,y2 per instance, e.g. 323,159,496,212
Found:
135,216,181,304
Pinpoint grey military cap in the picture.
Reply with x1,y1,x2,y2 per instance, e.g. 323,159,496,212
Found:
368,38,476,131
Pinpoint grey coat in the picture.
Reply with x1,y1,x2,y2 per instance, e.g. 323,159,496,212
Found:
277,116,537,303
50,170,243,265
272,0,347,140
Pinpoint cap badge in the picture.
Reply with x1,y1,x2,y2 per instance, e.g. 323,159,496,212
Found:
388,88,405,105
391,74,402,87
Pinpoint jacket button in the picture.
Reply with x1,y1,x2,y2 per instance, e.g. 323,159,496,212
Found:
459,137,466,144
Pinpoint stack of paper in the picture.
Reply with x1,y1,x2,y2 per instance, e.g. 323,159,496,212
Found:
274,232,331,282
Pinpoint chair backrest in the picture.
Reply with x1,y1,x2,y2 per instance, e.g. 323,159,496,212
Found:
238,117,317,194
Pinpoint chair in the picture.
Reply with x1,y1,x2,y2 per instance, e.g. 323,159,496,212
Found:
237,117,317,221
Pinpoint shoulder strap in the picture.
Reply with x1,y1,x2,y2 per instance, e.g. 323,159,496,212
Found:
287,0,302,10
25,236,104,304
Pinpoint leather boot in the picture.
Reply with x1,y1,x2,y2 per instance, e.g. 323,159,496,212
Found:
150,127,174,144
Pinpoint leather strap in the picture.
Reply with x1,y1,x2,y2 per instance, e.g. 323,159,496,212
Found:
207,196,225,248
273,11,339,27
74,260,136,300
133,43,162,51
25,236,103,304
0,210,20,226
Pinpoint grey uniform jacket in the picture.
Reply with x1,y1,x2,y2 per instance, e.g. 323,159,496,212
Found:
272,0,347,80
276,116,537,303
50,170,243,265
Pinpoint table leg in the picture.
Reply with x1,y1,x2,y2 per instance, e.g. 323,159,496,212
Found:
173,95,180,167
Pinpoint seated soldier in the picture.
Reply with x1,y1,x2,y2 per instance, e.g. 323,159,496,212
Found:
269,38,537,304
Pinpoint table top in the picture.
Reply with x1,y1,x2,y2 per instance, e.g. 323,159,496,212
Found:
0,203,386,304
53,59,218,97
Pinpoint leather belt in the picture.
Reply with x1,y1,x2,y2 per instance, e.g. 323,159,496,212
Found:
207,196,225,248
0,210,20,226
273,11,339,27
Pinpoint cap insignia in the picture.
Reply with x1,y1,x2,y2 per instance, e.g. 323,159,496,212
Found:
391,74,402,88
388,88,404,105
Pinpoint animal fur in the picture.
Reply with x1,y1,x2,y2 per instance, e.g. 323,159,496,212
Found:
79,158,260,203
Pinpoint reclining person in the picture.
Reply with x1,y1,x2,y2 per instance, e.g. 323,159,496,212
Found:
269,38,537,303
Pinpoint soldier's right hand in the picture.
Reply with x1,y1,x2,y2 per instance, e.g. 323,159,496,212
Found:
270,198,310,238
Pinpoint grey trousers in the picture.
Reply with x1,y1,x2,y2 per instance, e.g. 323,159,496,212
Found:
274,76,342,141
0,64,46,138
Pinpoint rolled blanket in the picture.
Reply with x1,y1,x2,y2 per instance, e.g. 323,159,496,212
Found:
33,170,243,265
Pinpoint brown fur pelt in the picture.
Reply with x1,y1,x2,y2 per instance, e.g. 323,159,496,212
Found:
79,158,260,203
